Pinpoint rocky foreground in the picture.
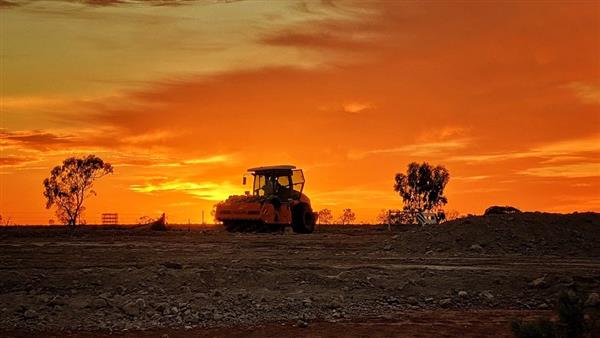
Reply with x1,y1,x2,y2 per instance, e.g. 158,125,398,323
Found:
0,212,598,335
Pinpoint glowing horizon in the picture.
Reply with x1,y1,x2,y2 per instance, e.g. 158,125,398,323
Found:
1,1,599,224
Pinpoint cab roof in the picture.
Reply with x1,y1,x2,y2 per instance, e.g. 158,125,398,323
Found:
247,165,296,173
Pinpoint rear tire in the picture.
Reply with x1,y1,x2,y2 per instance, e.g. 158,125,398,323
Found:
292,204,315,234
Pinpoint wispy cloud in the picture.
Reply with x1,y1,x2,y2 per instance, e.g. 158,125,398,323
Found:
182,154,233,164
0,0,205,9
1,95,78,110
121,130,175,144
567,82,600,104
451,152,531,163
1,127,235,172
145,154,235,167
450,186,509,195
2,127,179,152
343,102,372,113
534,135,600,155
418,126,469,143
0,0,19,8
263,29,375,51
0,129,74,151
541,156,587,164
0,155,37,167
260,1,378,51
520,162,600,178
452,134,600,163
453,175,490,181
349,140,469,160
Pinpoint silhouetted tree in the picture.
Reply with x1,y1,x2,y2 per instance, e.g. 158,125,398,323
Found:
0,215,10,226
43,155,113,227
445,210,461,221
338,208,356,225
317,208,333,224
394,162,449,213
376,209,389,224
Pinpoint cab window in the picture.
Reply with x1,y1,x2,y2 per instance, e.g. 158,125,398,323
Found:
254,175,266,196
277,175,290,189
292,170,304,193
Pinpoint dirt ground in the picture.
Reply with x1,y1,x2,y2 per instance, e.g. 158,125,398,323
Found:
1,213,599,337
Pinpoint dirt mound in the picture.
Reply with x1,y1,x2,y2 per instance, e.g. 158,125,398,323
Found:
1,217,599,333
396,212,600,256
484,205,522,215
130,213,168,231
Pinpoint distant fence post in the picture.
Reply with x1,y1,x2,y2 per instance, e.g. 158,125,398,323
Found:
101,213,118,225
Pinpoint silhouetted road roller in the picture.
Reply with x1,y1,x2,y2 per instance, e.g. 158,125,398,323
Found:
215,165,317,233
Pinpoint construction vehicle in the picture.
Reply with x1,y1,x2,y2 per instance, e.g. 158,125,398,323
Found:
215,165,317,233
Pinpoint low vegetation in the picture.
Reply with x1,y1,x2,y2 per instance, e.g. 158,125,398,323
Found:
338,208,356,225
317,209,333,224
512,292,597,338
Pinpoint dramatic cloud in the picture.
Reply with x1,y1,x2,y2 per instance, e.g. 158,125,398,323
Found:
0,0,206,8
0,129,74,151
0,0,18,8
0,155,37,167
1,1,599,223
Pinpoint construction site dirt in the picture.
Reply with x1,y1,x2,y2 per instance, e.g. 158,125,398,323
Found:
1,212,599,337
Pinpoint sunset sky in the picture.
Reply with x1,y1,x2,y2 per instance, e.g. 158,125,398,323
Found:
1,0,599,224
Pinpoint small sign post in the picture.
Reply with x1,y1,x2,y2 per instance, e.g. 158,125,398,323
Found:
101,213,118,225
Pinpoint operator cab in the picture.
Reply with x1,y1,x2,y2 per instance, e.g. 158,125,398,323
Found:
244,165,304,200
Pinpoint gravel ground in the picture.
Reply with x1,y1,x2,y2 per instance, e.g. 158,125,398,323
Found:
0,212,598,336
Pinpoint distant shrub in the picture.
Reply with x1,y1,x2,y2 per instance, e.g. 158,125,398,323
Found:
484,205,522,215
511,318,555,338
511,292,590,338
557,292,585,338
445,210,461,221
317,209,334,224
338,208,356,225
138,216,155,225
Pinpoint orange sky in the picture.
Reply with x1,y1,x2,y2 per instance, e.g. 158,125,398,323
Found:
1,0,599,224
